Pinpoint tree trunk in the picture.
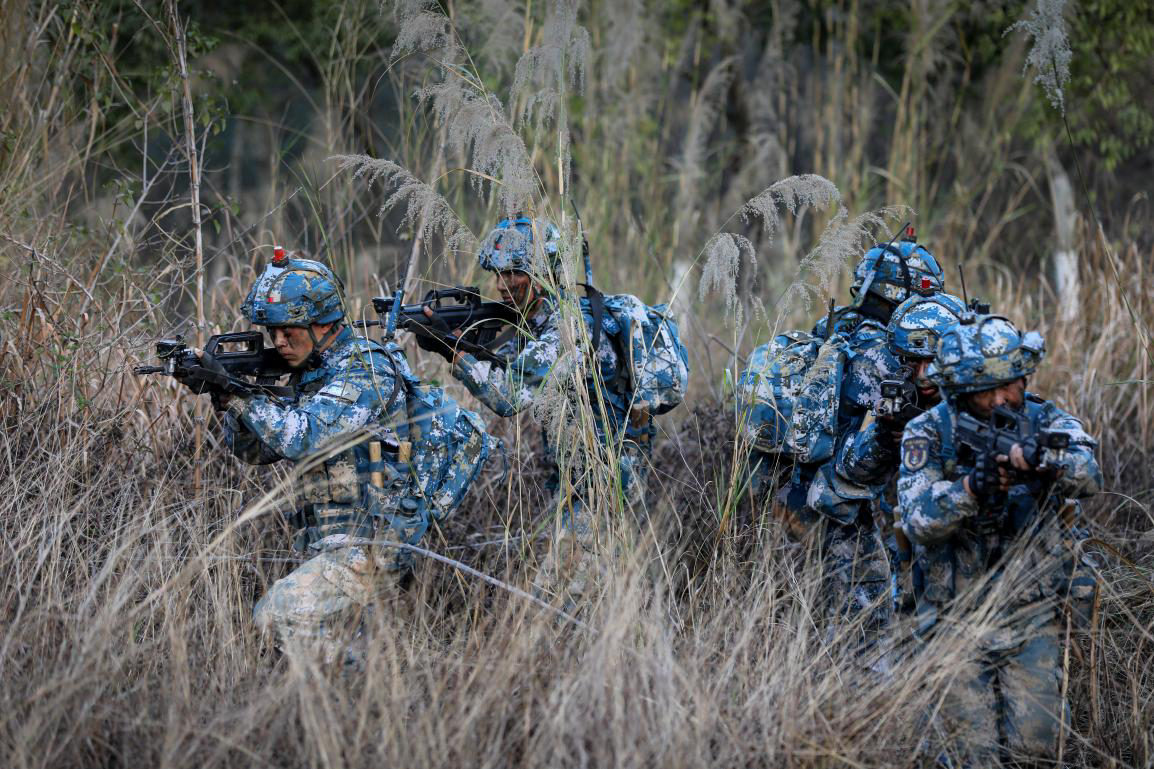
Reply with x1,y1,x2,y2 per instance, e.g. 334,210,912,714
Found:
1046,146,1080,324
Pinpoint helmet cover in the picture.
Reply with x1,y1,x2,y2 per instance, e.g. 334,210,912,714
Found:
476,216,561,275
850,239,945,307
241,251,345,327
887,292,967,360
927,314,1045,394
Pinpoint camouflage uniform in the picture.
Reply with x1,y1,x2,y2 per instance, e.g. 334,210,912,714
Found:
448,216,656,606
223,253,430,666
898,316,1101,762
452,297,653,604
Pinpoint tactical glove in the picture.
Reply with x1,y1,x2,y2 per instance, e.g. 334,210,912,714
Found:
411,314,459,362
175,351,229,395
966,451,1000,498
876,416,906,448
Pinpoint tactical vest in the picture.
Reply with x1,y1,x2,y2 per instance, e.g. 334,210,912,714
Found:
287,337,420,556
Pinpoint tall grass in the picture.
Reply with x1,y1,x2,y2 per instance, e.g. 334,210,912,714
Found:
1,1,1151,767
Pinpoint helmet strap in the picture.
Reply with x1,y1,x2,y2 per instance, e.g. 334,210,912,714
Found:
304,322,342,368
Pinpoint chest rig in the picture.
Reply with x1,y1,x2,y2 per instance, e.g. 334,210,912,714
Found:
286,339,424,556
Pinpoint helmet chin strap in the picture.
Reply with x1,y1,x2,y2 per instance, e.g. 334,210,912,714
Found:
304,322,343,368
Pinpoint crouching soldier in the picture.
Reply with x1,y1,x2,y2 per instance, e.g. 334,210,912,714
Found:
834,292,968,614
180,249,451,666
414,215,664,608
898,314,1101,763
790,233,946,644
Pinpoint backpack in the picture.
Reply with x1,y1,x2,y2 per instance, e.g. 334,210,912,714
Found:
735,330,824,454
378,349,503,524
735,327,854,464
786,332,850,464
399,377,502,521
583,288,690,416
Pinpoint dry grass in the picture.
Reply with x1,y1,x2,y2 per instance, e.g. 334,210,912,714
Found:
1,1,1152,767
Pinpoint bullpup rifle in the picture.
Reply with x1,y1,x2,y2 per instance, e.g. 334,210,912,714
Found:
134,331,294,399
955,404,1070,474
354,287,521,364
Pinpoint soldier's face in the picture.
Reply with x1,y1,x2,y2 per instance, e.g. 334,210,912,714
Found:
965,377,1026,418
494,270,536,310
268,322,336,367
912,359,939,402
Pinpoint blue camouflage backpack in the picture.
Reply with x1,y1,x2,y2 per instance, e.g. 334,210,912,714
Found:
736,330,826,454
583,289,690,416
369,348,503,543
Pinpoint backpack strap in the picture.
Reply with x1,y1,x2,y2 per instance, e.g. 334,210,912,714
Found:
938,405,956,464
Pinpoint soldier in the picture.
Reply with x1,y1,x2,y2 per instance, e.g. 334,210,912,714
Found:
833,292,968,613
785,232,946,644
414,215,654,606
184,249,440,666
898,314,1101,762
742,228,946,510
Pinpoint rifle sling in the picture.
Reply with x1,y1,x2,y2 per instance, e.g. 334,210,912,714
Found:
580,283,605,353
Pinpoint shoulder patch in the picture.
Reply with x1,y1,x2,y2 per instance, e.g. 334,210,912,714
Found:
902,436,930,471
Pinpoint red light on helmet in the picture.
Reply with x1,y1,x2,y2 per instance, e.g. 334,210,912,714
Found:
902,225,916,241
272,245,288,266
920,277,933,290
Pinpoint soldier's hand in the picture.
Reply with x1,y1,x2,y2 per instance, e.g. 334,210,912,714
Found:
175,351,229,395
413,307,461,362
876,414,906,446
1006,443,1034,471
965,452,1009,497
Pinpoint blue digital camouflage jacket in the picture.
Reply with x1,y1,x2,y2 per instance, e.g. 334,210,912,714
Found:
897,395,1101,626
451,297,654,500
223,326,417,549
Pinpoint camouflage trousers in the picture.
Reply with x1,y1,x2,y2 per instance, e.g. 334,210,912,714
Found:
531,441,649,611
253,543,405,666
930,608,1067,764
816,518,893,649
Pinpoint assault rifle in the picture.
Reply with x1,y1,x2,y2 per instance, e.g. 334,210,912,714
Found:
134,331,294,399
354,287,521,364
955,404,1070,473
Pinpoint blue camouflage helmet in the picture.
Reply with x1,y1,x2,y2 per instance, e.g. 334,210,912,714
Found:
887,292,967,360
476,215,561,275
241,247,345,326
927,314,1045,394
850,227,945,307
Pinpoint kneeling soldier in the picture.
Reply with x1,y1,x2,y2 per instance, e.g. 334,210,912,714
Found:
834,292,968,614
898,314,1101,763
415,216,656,608
197,249,435,665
